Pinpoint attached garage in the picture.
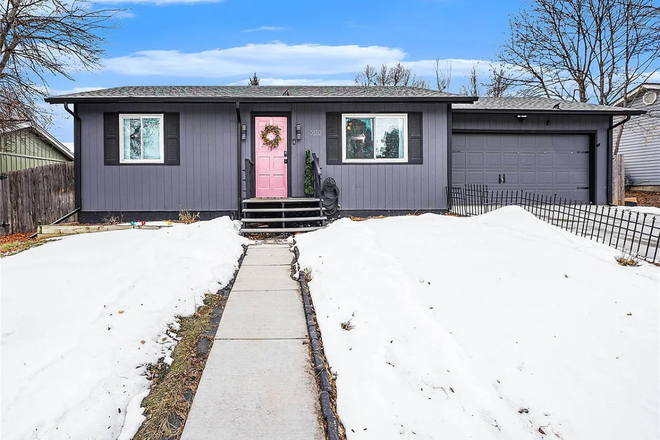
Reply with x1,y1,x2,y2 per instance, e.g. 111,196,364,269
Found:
452,97,645,205
452,132,592,202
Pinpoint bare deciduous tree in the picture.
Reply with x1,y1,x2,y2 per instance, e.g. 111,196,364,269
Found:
248,72,260,86
0,0,119,132
459,65,481,97
434,57,452,92
484,65,514,98
499,0,660,105
355,63,429,88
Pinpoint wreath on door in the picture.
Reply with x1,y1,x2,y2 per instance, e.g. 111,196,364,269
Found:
260,124,282,150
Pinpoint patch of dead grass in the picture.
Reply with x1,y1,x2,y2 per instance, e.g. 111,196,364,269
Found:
132,292,227,440
0,232,46,256
615,252,640,267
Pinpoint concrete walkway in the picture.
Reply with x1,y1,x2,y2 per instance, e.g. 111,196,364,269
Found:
181,244,324,440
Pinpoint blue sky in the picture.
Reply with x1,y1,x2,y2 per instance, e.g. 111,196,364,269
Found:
48,0,524,142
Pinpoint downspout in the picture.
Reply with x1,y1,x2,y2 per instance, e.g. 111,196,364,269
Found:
63,102,82,212
606,114,631,204
236,102,242,220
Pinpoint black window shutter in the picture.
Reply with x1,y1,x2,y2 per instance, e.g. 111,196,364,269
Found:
103,113,119,165
164,113,180,165
326,112,341,165
408,112,423,164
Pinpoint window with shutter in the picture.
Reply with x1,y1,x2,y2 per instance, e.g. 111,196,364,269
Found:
104,113,119,165
332,113,422,164
326,112,341,164
408,112,423,164
104,113,180,165
119,114,165,163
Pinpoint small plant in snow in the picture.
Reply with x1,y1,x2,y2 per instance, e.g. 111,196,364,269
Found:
615,252,640,267
102,214,119,225
178,209,200,224
341,311,356,331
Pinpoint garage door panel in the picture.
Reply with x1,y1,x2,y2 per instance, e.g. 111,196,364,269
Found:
519,171,537,185
452,170,466,185
571,154,589,168
468,137,486,148
538,172,554,185
452,151,466,167
485,152,502,166
554,153,572,167
467,152,485,166
484,136,502,148
485,172,501,185
554,171,571,184
519,152,536,166
466,171,485,184
538,153,554,166
502,152,519,166
452,133,591,203
572,171,589,186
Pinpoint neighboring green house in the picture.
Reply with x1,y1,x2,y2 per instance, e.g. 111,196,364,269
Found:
1,122,74,173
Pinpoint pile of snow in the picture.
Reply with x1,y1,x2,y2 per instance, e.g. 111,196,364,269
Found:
1,218,248,440
622,205,660,216
297,207,659,440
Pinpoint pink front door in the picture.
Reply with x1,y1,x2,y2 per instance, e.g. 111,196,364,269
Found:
255,116,288,198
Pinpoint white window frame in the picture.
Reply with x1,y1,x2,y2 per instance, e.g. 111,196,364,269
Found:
119,114,165,164
341,113,408,163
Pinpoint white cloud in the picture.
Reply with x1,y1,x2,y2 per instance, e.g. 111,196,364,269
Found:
402,58,495,77
102,42,407,78
241,26,286,33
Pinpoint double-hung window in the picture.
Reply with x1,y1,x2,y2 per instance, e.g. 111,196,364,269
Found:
119,114,164,163
342,114,408,163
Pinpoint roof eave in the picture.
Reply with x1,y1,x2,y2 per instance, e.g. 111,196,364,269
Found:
45,95,478,104
2,121,74,159
452,108,646,116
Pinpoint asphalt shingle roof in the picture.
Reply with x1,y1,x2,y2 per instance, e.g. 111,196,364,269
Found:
453,96,644,115
46,85,474,103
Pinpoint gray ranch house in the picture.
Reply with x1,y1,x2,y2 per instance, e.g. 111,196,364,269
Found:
614,83,660,189
46,86,642,231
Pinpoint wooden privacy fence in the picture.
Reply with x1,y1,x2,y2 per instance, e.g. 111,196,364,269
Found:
0,162,76,234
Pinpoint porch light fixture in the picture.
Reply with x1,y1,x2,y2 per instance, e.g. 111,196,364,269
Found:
296,124,302,141
517,114,527,123
240,124,247,141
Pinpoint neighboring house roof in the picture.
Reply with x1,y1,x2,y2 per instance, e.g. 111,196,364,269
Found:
45,85,477,104
454,96,645,115
2,122,74,160
613,83,660,107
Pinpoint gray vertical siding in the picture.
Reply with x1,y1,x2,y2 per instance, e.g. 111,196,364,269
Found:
79,102,448,213
617,95,660,186
241,102,449,211
0,129,72,173
78,103,238,212
452,113,612,204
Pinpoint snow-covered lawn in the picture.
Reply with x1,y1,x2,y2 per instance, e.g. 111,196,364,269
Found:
622,205,660,216
297,208,660,440
1,218,247,440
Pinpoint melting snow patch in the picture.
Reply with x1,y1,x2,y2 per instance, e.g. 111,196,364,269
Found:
1,217,248,439
297,207,660,440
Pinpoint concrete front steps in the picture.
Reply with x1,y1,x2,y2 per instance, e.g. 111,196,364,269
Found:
240,198,326,235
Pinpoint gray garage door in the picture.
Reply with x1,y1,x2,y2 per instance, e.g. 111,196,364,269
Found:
452,133,591,202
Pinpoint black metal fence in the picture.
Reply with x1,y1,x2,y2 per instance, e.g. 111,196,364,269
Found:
447,185,660,264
